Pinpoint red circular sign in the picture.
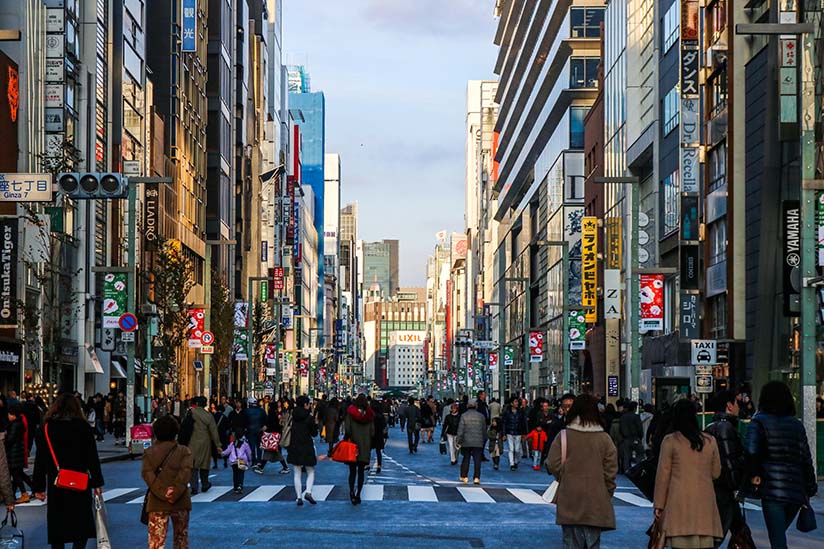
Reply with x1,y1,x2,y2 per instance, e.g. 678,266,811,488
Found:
118,313,138,332
200,331,214,345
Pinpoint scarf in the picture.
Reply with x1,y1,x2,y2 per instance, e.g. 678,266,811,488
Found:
348,405,375,424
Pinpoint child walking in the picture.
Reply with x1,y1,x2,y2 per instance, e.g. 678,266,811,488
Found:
525,425,548,470
488,417,505,470
222,430,253,493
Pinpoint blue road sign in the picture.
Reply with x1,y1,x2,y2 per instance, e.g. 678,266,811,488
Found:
118,313,138,332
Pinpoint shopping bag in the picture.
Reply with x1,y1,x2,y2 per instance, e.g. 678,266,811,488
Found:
330,440,358,463
261,431,281,451
0,510,23,548
625,456,656,501
542,480,559,504
94,493,112,549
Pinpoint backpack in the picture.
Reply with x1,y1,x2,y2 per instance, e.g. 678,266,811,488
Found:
178,410,195,445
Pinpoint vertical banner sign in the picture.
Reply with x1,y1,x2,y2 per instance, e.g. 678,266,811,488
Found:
681,196,699,240
488,352,498,370
680,245,700,290
783,201,801,316
680,0,700,44
0,219,18,325
261,241,268,263
639,274,664,330
144,182,159,250
528,331,544,363
233,301,249,360
680,292,700,340
181,0,197,52
581,216,598,322
503,346,514,368
260,280,268,302
293,201,301,264
188,308,205,348
265,344,277,364
680,148,700,193
102,272,127,328
568,311,586,350
817,192,824,267
273,266,284,290
603,269,621,319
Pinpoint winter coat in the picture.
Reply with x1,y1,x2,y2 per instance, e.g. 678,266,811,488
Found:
243,406,267,437
456,409,487,449
324,402,341,444
619,412,644,441
0,434,14,505
141,441,192,513
32,418,104,545
371,408,387,451
344,405,375,464
185,407,222,470
488,424,504,456
525,429,548,453
401,404,420,430
501,408,528,436
704,413,745,492
489,401,502,419
547,420,617,530
4,418,26,471
745,412,817,505
222,441,253,466
476,400,490,424
286,407,318,466
654,432,723,539
441,413,460,437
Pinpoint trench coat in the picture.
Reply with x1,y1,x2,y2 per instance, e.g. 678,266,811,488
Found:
185,406,222,470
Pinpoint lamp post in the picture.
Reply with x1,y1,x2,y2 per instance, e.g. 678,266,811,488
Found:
736,20,818,473
246,275,270,397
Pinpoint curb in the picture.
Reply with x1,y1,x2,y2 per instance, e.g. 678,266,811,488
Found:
100,453,132,464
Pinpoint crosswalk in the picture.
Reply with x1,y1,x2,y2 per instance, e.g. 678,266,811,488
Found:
17,484,760,508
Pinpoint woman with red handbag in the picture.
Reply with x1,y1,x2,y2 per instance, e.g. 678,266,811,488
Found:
285,396,318,506
33,393,104,549
343,394,374,505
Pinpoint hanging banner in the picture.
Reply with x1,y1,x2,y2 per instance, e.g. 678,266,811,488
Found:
233,330,248,361
188,308,205,348
680,292,700,340
680,0,700,44
299,358,309,377
101,272,126,328
818,192,824,267
639,274,664,331
488,352,498,370
528,331,544,363
569,311,586,350
143,182,159,250
603,269,621,319
0,219,18,326
783,201,801,316
181,0,197,52
581,216,598,322
265,344,277,364
234,301,249,328
503,346,514,368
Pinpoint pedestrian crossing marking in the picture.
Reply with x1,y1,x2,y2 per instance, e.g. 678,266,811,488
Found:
508,488,546,505
613,492,654,508
241,485,284,502
408,485,438,502
310,485,334,501
191,486,233,502
457,486,496,503
102,488,138,502
360,484,383,501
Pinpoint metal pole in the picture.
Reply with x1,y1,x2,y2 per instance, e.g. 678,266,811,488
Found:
561,241,570,392
125,181,137,447
203,244,211,398
630,180,641,402
247,278,253,397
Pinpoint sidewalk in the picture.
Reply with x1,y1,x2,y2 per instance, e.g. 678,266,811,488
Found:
30,435,132,466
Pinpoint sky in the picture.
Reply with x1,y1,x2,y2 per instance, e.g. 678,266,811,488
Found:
283,0,498,287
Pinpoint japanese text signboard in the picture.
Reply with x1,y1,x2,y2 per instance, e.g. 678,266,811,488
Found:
0,174,52,202
581,216,598,322
181,0,197,52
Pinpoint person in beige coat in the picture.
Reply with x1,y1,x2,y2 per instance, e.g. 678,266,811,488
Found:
548,394,618,548
653,399,723,549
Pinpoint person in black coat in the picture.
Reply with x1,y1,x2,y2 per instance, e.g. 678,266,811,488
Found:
704,390,746,540
212,404,230,468
5,404,32,503
371,400,387,473
287,397,318,505
33,394,104,548
745,381,817,549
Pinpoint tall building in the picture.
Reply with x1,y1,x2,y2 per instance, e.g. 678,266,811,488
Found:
363,291,427,388
362,239,399,299
387,331,426,388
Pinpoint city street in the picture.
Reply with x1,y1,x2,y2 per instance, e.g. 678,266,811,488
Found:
11,425,824,547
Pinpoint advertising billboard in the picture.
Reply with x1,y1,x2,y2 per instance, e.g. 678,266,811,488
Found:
639,274,664,331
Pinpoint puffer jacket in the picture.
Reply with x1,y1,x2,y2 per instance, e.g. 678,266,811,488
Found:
501,408,528,436
456,409,487,448
441,413,460,437
705,413,745,491
745,412,817,504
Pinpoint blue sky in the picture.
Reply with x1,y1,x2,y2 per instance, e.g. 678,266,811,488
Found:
283,0,498,286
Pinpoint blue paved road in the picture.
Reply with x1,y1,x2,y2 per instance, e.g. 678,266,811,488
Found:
12,424,824,547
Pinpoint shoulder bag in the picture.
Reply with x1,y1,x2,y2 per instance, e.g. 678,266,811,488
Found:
626,455,657,502
44,423,89,492
542,429,566,503
797,497,817,533
140,445,178,525
261,431,281,452
330,440,358,463
728,504,756,549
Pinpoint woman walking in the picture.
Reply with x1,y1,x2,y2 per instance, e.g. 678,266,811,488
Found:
5,404,32,502
33,393,105,549
253,400,290,475
142,415,193,549
745,381,817,549
653,399,722,549
344,394,374,504
370,399,387,473
286,396,318,506
441,402,460,465
323,398,341,456
547,394,618,548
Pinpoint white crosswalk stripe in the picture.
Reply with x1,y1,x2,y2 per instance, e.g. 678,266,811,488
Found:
102,488,139,502
613,492,654,508
240,485,284,502
507,488,547,505
191,486,233,502
360,484,384,501
408,485,437,502
457,486,495,503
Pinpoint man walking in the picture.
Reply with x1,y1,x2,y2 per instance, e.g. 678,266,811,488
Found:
402,397,421,453
243,397,267,465
456,399,487,484
501,396,528,470
183,396,222,494
618,401,643,473
705,390,746,539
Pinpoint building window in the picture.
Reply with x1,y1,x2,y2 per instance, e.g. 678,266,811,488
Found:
662,170,680,236
708,142,726,191
707,0,727,44
662,2,680,53
708,219,727,265
708,67,728,119
570,107,587,148
663,85,679,135
570,8,605,38
709,296,727,339
570,58,600,88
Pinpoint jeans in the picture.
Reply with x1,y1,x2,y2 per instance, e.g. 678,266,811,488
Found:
294,465,315,498
231,464,245,489
407,427,420,451
460,447,483,480
506,434,521,466
762,499,801,549
562,525,601,548
94,418,105,440
148,509,189,549
532,450,542,468
446,434,458,462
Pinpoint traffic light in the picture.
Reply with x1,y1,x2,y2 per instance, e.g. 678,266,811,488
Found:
57,172,127,199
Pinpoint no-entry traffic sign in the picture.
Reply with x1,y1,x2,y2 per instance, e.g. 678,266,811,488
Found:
200,331,214,346
118,313,138,332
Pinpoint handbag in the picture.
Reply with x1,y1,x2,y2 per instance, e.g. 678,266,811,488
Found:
625,455,657,502
237,458,249,471
94,493,112,549
728,505,756,549
542,430,566,504
0,510,23,549
141,445,178,525
330,440,359,463
44,423,89,492
261,431,281,452
647,515,666,549
796,499,817,533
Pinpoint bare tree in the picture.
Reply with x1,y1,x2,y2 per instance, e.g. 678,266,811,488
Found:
209,272,234,396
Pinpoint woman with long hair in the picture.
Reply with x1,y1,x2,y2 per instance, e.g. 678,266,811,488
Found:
285,396,318,506
653,399,722,549
547,394,617,548
745,381,817,549
343,394,374,504
33,393,105,548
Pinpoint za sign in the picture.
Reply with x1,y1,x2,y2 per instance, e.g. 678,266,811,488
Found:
0,174,52,202
691,339,717,365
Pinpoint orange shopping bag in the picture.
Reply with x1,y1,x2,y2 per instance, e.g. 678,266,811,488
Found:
331,440,358,463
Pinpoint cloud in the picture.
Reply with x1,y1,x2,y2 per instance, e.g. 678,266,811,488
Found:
362,0,493,37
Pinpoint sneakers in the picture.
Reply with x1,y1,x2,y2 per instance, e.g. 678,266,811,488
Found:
15,493,29,504
510,465,516,471
494,464,499,470
304,493,317,505
460,477,469,483
533,465,540,471
451,460,457,466
296,498,303,506
233,487,243,494
473,478,480,485
201,481,212,493
279,468,290,475
252,466,264,475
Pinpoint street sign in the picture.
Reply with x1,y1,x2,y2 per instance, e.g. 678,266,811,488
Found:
474,340,495,350
120,331,135,342
0,173,53,202
690,339,717,365
200,331,215,346
696,374,713,393
695,364,713,375
201,345,214,354
193,360,204,372
118,312,138,332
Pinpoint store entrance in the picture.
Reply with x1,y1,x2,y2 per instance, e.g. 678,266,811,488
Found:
654,377,691,408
